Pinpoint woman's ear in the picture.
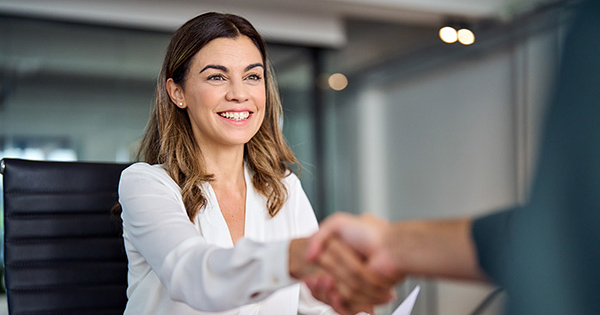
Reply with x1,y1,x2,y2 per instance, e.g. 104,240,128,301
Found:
166,78,187,109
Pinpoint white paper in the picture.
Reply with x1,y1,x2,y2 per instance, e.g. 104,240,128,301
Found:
391,285,420,315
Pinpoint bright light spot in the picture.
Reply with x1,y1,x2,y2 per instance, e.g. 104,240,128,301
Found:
458,28,475,45
439,26,457,43
328,73,348,91
47,149,78,161
23,148,45,160
1,147,22,159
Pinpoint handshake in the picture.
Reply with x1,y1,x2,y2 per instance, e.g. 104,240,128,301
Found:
288,213,484,315
289,213,400,315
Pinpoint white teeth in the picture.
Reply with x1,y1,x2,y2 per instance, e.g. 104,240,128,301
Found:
219,111,250,121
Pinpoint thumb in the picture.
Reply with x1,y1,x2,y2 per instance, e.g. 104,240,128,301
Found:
306,212,354,262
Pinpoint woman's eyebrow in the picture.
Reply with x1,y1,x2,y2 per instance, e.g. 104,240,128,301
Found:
200,65,228,73
199,63,264,73
245,63,264,71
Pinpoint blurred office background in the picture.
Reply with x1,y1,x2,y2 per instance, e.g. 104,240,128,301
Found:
0,0,574,314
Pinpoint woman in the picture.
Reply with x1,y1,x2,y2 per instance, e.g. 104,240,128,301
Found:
117,12,390,315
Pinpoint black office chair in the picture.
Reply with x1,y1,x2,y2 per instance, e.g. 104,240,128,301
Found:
1,158,130,315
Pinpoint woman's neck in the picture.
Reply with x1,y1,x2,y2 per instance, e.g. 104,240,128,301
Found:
201,145,248,245
202,145,246,188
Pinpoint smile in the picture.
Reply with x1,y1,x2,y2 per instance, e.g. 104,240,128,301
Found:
218,111,251,121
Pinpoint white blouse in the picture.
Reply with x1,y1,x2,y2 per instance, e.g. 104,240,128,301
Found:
118,162,335,315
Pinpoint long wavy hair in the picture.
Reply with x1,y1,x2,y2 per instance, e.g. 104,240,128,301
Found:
124,12,298,221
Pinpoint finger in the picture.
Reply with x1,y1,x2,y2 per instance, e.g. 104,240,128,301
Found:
307,272,376,315
306,212,354,261
336,297,375,315
331,236,396,291
304,274,334,306
318,238,394,305
307,275,358,315
328,290,356,315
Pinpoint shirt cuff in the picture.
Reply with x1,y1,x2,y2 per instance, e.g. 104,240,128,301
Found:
246,238,298,302
472,207,519,286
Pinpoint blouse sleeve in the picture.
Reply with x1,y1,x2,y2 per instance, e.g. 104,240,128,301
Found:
119,163,296,311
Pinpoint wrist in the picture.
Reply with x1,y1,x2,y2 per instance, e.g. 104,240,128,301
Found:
375,221,404,279
288,238,310,280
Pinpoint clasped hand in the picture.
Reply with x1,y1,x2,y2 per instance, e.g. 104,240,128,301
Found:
289,214,401,315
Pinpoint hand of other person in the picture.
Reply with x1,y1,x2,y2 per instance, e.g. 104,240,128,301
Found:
306,213,401,281
289,237,395,315
307,212,488,287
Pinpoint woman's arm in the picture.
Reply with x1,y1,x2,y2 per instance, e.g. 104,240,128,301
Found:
120,163,297,311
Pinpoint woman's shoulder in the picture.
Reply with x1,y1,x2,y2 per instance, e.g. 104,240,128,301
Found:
121,162,173,184
123,162,166,175
119,162,183,198
281,170,302,192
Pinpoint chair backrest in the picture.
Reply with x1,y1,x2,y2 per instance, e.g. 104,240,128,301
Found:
1,158,130,315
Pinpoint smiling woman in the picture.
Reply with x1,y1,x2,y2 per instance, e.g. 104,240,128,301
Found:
112,12,389,315
165,36,267,153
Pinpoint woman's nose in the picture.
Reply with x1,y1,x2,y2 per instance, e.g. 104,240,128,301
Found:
225,79,249,102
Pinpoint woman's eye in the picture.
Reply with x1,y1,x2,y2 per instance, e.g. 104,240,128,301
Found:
207,74,225,81
246,74,262,81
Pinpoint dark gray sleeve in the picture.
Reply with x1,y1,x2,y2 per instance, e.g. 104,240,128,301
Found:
471,207,520,287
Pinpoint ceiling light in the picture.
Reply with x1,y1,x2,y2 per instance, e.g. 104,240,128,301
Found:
439,26,458,44
458,28,475,45
328,73,348,91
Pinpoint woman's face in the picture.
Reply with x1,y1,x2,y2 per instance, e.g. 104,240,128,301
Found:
168,35,266,151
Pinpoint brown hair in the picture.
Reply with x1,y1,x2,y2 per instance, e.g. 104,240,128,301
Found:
136,12,298,221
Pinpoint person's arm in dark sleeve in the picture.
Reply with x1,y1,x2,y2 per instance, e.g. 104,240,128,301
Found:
471,207,521,287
